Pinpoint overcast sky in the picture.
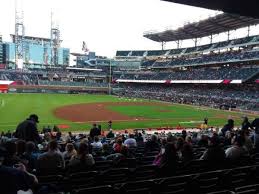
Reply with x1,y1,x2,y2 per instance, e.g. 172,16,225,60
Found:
0,0,255,57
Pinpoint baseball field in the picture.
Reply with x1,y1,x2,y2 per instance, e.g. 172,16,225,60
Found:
0,93,258,132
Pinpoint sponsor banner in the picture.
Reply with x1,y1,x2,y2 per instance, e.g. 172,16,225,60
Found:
230,80,242,84
116,79,166,84
115,79,243,84
0,80,14,85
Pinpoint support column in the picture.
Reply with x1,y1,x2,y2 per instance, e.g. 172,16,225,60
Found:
227,31,230,41
176,40,180,49
194,38,198,47
161,41,166,50
210,35,213,44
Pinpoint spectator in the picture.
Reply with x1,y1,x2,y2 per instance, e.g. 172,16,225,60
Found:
181,142,193,164
3,141,21,167
89,123,101,139
198,135,208,147
23,141,39,171
145,134,160,152
101,143,111,157
157,143,179,177
181,130,187,140
63,143,77,162
124,134,137,148
241,116,252,132
113,138,124,153
14,114,41,143
225,135,248,160
37,140,64,175
91,136,103,149
67,142,95,173
240,130,254,154
221,119,234,136
106,129,115,138
200,135,225,163
0,146,38,194
16,139,26,159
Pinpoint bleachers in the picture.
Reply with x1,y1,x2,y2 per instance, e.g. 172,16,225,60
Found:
113,67,259,81
37,164,258,194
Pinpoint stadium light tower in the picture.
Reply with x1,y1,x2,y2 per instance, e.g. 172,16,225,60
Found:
14,0,25,69
50,12,61,67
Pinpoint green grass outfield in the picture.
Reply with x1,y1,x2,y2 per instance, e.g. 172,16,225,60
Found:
0,93,258,132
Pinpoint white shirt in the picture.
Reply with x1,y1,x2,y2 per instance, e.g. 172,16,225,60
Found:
225,145,247,160
124,138,137,148
91,141,103,149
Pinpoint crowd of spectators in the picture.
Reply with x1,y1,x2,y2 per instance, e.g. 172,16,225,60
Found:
0,69,107,87
114,84,259,111
0,112,258,193
114,66,259,81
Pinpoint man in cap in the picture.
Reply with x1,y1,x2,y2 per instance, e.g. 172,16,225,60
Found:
14,114,41,143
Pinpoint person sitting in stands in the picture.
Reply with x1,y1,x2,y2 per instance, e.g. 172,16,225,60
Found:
3,141,21,167
225,134,248,160
0,146,38,194
37,140,64,175
221,119,234,136
89,123,101,139
67,142,95,173
181,141,193,164
124,134,137,148
106,129,115,138
197,135,209,147
224,131,233,146
63,143,77,164
91,136,103,149
16,139,26,159
156,143,179,177
240,129,254,154
23,141,39,172
200,134,225,163
113,138,124,153
145,134,160,152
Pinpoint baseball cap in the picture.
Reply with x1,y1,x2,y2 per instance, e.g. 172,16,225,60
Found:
29,114,39,123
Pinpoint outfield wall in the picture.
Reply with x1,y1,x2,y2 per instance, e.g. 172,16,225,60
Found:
8,85,109,94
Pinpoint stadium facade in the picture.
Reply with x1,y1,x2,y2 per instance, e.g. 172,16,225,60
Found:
2,35,70,69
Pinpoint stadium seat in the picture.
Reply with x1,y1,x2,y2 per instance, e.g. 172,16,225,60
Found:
132,165,158,181
99,168,130,185
190,170,223,193
206,191,235,194
115,180,156,194
72,185,113,194
94,160,113,171
66,171,99,190
157,174,193,194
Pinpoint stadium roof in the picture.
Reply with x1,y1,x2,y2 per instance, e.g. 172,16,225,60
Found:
162,0,259,19
144,13,259,42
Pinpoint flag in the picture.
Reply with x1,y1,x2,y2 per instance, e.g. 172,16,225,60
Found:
82,41,89,52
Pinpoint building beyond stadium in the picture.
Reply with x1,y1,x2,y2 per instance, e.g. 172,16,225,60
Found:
1,35,70,69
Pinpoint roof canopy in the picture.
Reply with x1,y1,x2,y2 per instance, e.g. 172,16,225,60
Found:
144,13,259,42
162,0,259,19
